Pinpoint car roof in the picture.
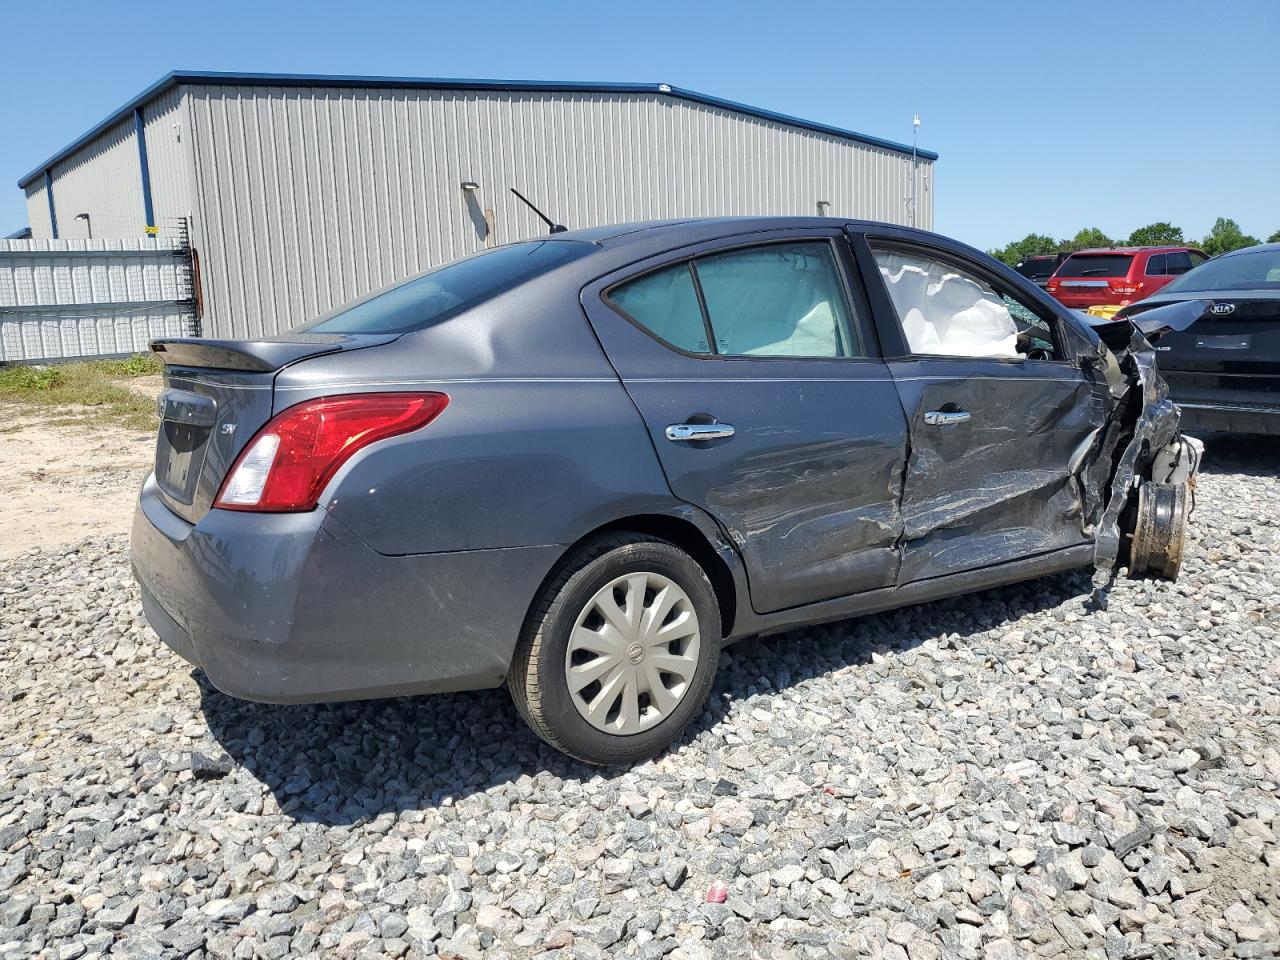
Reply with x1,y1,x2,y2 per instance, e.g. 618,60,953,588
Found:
1068,246,1198,255
1214,241,1280,258
554,216,950,249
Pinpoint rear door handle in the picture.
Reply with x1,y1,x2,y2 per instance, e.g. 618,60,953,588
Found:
665,422,735,442
924,410,971,426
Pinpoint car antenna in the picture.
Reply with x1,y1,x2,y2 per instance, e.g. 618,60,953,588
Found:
510,188,568,234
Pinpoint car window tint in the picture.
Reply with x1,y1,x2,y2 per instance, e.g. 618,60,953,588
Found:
608,263,711,354
298,240,596,334
1189,252,1207,267
694,242,859,358
1145,254,1167,276
873,248,1058,360
1057,254,1134,278
1165,252,1192,275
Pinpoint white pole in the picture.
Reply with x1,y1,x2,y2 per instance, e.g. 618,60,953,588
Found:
910,114,920,228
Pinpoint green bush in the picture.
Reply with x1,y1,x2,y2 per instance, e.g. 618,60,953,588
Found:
0,364,64,392
96,353,163,378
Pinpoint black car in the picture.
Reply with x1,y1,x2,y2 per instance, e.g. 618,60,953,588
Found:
1014,252,1070,288
1118,243,1280,435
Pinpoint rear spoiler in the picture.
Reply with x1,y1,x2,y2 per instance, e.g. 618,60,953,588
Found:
150,334,398,372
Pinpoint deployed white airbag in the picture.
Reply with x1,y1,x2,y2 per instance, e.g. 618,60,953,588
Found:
877,251,1020,358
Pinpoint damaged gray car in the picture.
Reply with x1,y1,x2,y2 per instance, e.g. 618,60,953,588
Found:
131,218,1202,765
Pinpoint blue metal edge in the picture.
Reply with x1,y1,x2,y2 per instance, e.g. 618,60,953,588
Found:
18,70,939,187
133,107,155,230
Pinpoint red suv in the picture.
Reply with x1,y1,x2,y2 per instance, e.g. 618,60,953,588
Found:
1046,246,1208,310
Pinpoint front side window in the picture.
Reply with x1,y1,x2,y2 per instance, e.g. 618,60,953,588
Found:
873,247,1058,360
607,240,864,359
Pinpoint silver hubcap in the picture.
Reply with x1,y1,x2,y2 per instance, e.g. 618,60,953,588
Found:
565,572,701,735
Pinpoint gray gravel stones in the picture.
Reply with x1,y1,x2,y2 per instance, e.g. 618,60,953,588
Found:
1,437,1279,959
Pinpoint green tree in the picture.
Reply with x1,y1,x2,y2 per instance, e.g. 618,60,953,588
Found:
990,232,1060,267
1127,222,1184,247
1268,229,1280,243
1062,227,1112,251
1200,218,1260,257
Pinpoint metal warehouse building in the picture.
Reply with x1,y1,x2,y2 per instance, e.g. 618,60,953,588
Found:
18,70,937,341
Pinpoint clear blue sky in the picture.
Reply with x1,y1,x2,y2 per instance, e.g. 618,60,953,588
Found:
3,0,1277,250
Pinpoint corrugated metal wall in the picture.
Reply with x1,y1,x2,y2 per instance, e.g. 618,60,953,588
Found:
141,87,193,229
183,85,935,338
42,116,146,240
23,182,53,239
0,238,193,363
23,92,191,244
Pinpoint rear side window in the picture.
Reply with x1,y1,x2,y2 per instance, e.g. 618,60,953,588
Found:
297,240,596,334
1145,254,1167,276
1057,254,1134,278
1164,251,1193,275
696,243,858,357
607,264,710,353
607,240,863,359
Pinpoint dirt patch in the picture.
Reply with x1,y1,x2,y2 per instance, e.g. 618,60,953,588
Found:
115,375,164,401
0,409,154,559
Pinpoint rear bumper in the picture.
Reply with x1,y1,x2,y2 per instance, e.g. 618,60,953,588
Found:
131,473,562,703
1175,400,1280,436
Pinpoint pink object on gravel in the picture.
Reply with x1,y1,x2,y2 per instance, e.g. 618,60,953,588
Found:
705,880,728,903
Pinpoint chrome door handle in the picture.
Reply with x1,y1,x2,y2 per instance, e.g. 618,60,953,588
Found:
924,410,971,426
665,422,735,442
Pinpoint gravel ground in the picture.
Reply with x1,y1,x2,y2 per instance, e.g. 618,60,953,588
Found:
1,436,1278,960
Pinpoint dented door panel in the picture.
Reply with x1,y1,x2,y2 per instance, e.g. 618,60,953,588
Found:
889,359,1104,584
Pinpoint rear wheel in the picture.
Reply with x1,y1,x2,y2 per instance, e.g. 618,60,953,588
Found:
508,534,721,765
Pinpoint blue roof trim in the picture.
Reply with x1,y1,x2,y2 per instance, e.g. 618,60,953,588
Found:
18,70,938,187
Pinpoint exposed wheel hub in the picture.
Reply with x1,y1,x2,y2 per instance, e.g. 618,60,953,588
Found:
1127,480,1190,579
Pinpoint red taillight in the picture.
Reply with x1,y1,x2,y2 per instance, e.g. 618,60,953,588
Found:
1046,278,1059,291
215,392,448,512
1109,279,1144,297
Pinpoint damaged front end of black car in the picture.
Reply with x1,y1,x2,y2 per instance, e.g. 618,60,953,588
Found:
1076,299,1210,588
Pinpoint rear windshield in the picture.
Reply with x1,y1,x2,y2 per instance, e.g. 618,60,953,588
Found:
1162,247,1280,293
1016,258,1057,279
1056,254,1134,278
297,240,596,334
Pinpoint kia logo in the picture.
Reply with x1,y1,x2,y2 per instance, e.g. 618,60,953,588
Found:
1209,303,1236,316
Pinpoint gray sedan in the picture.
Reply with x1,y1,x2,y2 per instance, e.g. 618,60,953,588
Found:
131,217,1199,764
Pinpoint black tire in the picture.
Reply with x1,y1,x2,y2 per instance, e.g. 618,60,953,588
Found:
508,533,722,766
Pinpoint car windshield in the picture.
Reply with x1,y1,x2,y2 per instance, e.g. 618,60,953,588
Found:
1162,247,1280,293
297,240,597,334
1056,254,1134,278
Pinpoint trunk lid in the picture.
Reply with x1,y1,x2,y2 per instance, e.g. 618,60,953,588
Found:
1116,294,1280,407
1149,296,1280,374
149,333,399,524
